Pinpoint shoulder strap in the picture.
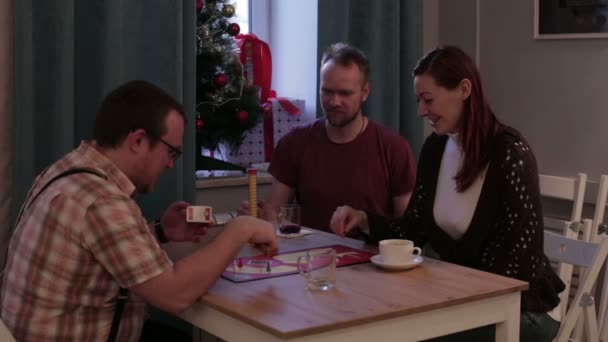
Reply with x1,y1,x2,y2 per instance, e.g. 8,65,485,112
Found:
2,168,107,289
15,168,106,226
107,287,129,342
10,168,130,341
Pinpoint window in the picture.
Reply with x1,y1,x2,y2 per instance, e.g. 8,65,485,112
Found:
232,0,250,34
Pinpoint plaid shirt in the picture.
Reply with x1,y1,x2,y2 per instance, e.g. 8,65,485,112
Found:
1,142,172,341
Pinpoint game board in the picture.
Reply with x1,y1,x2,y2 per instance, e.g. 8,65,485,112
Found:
222,244,374,283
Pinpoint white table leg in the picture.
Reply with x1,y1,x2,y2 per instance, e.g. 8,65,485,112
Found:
494,292,521,342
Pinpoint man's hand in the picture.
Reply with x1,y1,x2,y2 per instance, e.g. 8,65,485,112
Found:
236,199,266,217
330,205,369,237
161,201,209,242
225,216,279,256
236,199,278,222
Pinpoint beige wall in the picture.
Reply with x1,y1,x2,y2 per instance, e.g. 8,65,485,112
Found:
0,0,14,266
435,0,608,184
195,183,273,213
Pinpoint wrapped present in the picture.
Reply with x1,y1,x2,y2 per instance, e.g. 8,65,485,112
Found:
225,97,307,167
266,97,306,151
225,124,265,167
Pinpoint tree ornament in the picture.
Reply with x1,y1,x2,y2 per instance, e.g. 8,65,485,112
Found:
216,19,229,31
213,73,228,88
237,110,249,124
195,0,262,153
196,0,204,12
222,4,235,18
261,101,273,115
227,23,240,37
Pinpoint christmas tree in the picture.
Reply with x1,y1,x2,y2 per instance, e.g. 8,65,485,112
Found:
195,0,262,159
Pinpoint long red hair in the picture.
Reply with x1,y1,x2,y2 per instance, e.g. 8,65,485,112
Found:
413,46,504,192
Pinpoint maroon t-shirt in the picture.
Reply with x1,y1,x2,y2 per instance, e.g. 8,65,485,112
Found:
268,118,416,232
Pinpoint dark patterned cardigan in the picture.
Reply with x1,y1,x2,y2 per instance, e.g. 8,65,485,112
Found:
368,127,564,312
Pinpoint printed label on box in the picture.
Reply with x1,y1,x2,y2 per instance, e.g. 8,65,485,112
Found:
187,206,213,223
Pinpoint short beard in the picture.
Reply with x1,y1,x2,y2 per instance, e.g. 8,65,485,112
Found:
325,104,362,128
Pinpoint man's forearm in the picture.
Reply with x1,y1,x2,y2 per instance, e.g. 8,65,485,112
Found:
133,221,249,314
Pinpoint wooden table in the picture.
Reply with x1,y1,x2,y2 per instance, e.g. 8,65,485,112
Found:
180,230,528,342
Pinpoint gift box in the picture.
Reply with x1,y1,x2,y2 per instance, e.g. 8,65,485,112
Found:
225,97,307,167
225,125,265,168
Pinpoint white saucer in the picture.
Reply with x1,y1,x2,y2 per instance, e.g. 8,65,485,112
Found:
370,255,423,271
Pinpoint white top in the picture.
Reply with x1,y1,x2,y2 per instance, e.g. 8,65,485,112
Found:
434,134,487,240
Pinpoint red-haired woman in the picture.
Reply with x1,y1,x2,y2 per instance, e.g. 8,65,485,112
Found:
330,46,564,342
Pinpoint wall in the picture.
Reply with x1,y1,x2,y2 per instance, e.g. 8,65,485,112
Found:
251,0,318,122
437,0,608,184
195,179,273,212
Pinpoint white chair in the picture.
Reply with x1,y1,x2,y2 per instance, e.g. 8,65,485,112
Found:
545,227,608,342
546,218,586,321
540,173,588,319
592,175,608,240
539,173,587,225
589,175,608,341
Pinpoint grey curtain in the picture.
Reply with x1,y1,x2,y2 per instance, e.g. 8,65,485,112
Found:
317,0,424,157
12,0,196,222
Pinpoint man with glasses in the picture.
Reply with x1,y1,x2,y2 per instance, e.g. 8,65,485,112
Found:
0,80,278,341
147,131,183,161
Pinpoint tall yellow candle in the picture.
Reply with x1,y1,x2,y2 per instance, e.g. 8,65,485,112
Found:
247,168,257,217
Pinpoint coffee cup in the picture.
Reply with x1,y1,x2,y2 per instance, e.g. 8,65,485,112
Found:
297,249,336,291
379,239,421,264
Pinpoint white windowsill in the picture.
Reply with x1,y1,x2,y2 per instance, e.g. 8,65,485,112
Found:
195,171,274,189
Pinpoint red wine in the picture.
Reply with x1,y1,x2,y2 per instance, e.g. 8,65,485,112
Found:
279,224,301,234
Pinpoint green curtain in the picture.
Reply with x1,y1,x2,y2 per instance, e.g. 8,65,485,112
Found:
0,0,15,268
12,0,196,221
317,0,424,157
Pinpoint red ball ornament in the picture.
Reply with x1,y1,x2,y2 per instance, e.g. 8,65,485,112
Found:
196,118,205,131
213,73,228,88
237,110,249,124
196,0,203,12
227,23,240,37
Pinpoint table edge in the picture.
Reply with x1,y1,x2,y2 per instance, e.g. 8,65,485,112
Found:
200,278,528,339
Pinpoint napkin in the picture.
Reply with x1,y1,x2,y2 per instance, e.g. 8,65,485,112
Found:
277,228,314,239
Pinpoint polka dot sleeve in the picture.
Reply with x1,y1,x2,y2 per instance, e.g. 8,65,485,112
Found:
479,139,546,282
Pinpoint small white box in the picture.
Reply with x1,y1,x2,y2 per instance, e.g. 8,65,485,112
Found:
186,206,213,223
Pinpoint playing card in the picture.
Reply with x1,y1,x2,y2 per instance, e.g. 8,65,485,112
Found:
186,205,213,223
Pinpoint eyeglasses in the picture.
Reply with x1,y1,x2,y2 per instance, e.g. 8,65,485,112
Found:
145,131,182,161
